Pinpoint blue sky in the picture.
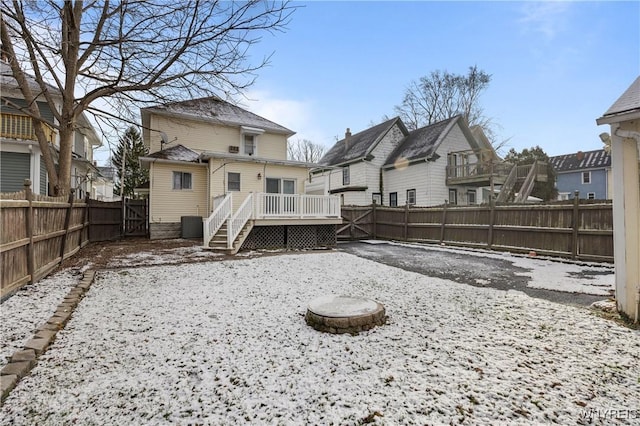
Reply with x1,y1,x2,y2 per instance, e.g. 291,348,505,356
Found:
226,0,640,158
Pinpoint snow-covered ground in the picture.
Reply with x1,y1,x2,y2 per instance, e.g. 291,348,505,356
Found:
384,241,615,296
1,252,638,425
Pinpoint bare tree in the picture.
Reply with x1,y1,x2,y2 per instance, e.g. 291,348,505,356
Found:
394,66,500,143
287,138,325,163
1,0,295,195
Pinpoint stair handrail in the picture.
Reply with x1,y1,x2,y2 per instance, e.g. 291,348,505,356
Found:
227,192,254,249
496,164,518,203
203,192,232,247
514,160,538,203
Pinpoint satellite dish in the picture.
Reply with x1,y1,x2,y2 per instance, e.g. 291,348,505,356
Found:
160,131,169,145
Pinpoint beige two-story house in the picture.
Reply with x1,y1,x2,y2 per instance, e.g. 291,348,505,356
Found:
140,97,340,252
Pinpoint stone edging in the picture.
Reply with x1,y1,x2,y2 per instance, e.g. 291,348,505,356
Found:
0,270,97,404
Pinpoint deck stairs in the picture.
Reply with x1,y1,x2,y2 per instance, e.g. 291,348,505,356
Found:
513,160,539,203
207,221,254,254
496,164,517,203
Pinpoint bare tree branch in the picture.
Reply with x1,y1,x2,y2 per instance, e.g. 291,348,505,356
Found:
1,0,296,195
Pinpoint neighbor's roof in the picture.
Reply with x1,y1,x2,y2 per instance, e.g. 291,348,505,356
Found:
384,116,459,167
141,96,294,136
0,60,60,95
143,144,200,162
549,149,611,172
319,117,407,166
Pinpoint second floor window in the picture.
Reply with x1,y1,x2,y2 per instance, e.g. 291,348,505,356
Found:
244,134,256,156
582,171,591,184
173,172,192,190
342,166,350,185
228,172,241,191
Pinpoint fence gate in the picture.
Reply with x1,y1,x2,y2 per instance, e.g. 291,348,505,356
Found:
125,198,148,237
337,206,373,240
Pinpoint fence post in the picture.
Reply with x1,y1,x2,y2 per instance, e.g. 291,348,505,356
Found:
440,201,448,244
487,197,495,249
24,180,34,284
59,189,76,263
82,194,90,246
371,201,377,239
404,203,409,241
571,190,580,259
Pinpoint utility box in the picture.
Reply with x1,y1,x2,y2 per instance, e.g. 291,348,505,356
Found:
181,216,203,239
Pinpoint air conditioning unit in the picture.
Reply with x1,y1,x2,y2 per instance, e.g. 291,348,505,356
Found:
229,146,239,153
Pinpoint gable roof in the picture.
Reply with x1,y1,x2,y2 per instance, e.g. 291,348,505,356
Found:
141,96,294,136
0,61,61,95
384,115,480,168
549,149,611,172
596,76,640,124
318,117,408,166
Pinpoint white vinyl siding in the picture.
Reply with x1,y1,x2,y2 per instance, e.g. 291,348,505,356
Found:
172,171,192,190
383,122,475,206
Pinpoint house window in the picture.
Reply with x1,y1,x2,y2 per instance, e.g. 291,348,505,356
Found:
342,166,350,185
582,171,591,184
389,192,398,207
467,190,476,205
372,193,382,205
406,189,416,205
227,172,240,191
449,189,457,205
587,192,596,199
172,171,192,190
244,134,256,156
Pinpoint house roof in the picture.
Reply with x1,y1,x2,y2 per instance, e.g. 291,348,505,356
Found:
603,76,640,117
597,76,640,124
141,96,294,136
318,117,407,166
384,115,473,167
143,144,200,162
549,149,611,172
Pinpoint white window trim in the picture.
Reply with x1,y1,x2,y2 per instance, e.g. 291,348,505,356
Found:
227,172,241,192
240,127,264,157
172,171,192,190
342,166,350,186
582,171,591,184
587,192,596,199
406,189,416,205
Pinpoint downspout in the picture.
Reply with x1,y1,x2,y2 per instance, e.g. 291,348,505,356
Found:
614,127,640,321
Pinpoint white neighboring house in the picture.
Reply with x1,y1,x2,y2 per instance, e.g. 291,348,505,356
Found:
92,166,117,201
308,115,503,206
0,61,102,198
596,76,640,322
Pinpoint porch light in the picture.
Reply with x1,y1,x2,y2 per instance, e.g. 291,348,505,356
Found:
257,172,262,180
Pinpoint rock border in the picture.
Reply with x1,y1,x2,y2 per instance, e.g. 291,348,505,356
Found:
1,270,96,404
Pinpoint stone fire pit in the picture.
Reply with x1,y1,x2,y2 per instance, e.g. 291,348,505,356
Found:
305,295,386,334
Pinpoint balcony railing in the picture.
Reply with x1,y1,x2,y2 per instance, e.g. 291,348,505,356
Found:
0,112,56,142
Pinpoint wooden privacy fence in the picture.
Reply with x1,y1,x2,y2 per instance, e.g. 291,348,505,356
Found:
339,196,613,263
0,181,147,299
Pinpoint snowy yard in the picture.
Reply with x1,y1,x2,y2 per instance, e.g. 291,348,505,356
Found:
1,251,638,424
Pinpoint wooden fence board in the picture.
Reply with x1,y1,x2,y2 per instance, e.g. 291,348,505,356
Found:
341,200,613,262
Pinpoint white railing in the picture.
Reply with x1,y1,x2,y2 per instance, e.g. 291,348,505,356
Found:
203,193,232,247
227,192,254,249
255,193,341,219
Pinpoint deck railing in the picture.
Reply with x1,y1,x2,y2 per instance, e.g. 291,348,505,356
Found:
0,112,56,142
203,193,232,246
255,193,341,219
227,192,254,248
